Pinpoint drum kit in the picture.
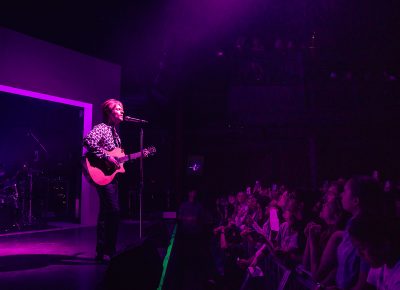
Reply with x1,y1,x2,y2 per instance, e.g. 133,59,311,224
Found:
0,164,45,231
0,130,72,232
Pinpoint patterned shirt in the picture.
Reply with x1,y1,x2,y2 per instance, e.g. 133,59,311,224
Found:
83,123,121,159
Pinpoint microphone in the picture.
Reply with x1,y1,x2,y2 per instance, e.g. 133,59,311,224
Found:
124,115,149,123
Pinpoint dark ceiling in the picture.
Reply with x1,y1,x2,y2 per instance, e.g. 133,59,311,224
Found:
1,1,399,92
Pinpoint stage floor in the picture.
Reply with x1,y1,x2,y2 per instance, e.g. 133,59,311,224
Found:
0,220,152,290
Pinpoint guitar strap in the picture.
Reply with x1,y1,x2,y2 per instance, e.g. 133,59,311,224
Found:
112,127,121,148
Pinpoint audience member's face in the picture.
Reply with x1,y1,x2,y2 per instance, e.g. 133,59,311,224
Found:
351,238,386,268
320,201,336,224
319,202,330,222
237,192,246,203
325,192,336,203
283,210,293,223
341,181,357,213
228,195,236,204
326,185,338,201
247,196,257,209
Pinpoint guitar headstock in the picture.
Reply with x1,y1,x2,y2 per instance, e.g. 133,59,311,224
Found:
143,146,156,157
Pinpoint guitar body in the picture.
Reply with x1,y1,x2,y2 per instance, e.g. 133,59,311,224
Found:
85,148,126,186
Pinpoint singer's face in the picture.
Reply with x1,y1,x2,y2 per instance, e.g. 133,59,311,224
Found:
110,104,124,124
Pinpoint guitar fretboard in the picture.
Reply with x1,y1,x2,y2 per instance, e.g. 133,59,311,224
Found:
118,152,143,163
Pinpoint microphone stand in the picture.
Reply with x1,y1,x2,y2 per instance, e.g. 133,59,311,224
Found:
28,130,49,155
124,116,147,239
26,130,48,225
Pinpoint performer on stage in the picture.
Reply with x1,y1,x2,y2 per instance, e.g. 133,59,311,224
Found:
83,98,124,262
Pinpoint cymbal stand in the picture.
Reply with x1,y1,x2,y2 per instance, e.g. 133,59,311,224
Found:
28,171,33,225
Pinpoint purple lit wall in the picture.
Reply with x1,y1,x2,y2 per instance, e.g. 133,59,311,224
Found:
0,27,121,225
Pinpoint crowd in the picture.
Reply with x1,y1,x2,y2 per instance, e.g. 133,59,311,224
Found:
198,172,400,290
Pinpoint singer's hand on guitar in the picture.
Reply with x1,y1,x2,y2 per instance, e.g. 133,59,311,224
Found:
105,155,120,170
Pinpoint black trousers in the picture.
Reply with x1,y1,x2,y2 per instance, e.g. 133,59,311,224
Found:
95,180,120,256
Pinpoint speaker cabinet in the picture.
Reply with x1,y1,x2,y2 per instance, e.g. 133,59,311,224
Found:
103,238,163,290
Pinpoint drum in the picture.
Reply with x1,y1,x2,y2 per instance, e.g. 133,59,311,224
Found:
0,184,18,208
0,184,19,229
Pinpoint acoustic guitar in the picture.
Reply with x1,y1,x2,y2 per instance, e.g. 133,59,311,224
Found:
84,146,156,185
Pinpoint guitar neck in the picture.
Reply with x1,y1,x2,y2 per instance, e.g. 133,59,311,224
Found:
118,151,144,163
